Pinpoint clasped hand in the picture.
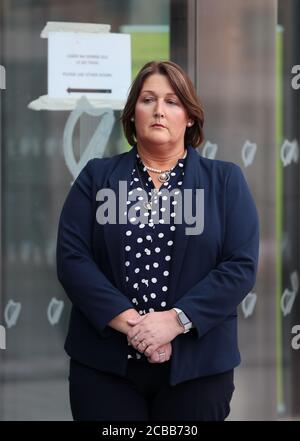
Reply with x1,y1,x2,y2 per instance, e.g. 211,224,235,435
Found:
127,311,181,363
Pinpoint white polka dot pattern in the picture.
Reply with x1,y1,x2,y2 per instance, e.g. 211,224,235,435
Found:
124,149,187,360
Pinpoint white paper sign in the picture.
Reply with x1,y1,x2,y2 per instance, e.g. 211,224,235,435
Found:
48,32,131,101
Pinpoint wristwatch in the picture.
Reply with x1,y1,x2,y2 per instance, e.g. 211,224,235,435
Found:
172,308,193,333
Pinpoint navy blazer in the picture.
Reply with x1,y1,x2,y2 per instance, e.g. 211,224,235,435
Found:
56,145,259,386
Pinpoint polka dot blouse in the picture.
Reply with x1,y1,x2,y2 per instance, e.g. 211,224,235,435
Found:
123,150,186,361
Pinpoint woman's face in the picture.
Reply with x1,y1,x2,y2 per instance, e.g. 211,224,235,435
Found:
134,73,190,149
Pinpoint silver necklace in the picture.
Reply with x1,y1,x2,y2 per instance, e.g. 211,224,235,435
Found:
141,150,187,183
135,166,159,211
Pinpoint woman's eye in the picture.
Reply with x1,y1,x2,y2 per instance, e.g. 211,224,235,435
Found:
142,97,154,103
167,100,178,105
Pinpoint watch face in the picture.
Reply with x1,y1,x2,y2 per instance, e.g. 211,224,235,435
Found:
179,312,190,326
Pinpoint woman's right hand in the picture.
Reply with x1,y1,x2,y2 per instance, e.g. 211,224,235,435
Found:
146,342,172,364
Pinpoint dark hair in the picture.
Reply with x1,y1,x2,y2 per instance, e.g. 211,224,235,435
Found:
121,60,204,148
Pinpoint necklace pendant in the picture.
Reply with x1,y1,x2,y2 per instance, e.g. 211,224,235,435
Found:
158,172,170,183
144,201,152,210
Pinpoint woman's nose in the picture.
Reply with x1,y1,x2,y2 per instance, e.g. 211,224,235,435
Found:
154,100,165,118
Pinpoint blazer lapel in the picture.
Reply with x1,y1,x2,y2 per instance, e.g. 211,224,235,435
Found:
103,146,137,292
167,146,201,306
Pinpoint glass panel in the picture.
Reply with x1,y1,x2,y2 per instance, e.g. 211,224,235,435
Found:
277,0,300,419
194,0,277,420
0,0,170,420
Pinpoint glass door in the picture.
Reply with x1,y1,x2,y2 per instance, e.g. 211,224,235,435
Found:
0,0,170,420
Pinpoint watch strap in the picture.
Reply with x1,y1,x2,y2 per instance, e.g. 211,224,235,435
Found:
172,308,193,333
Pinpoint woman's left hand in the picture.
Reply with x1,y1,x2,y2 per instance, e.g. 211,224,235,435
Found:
126,310,183,357
147,342,172,364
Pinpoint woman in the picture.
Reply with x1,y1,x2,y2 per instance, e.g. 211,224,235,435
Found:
56,60,259,421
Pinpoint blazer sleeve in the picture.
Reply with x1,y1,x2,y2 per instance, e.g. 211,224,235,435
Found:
174,163,259,339
56,159,134,337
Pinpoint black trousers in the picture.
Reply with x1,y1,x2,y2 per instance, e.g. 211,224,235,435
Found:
69,358,235,421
